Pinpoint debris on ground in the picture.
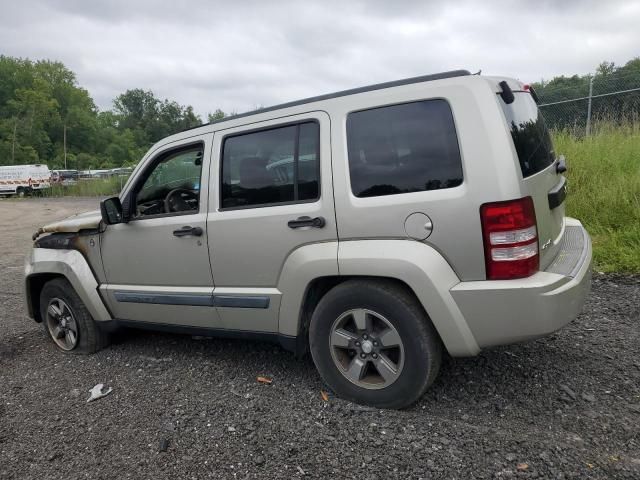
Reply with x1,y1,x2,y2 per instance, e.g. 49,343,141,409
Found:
256,376,272,384
559,383,577,400
86,383,113,403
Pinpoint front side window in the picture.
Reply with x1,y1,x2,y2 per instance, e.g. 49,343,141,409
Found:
347,100,463,198
134,146,203,217
221,121,320,208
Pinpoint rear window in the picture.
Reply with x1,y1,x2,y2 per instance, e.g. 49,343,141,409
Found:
501,92,555,178
346,100,463,198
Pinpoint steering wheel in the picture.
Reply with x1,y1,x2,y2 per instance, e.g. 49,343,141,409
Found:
164,188,198,213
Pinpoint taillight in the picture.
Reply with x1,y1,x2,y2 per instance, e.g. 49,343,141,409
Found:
480,196,539,280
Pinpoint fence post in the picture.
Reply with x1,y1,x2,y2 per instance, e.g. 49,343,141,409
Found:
586,75,594,136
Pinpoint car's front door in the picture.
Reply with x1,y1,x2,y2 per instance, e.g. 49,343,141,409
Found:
207,111,338,333
100,134,219,328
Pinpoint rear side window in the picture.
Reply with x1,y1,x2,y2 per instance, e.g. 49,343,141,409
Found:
500,92,555,178
221,122,320,208
346,100,463,198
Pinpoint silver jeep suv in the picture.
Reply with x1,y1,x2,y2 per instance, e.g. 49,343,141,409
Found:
25,70,592,408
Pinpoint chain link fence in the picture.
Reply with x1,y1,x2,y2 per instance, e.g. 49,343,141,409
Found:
538,70,640,135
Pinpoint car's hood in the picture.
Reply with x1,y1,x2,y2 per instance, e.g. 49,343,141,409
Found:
33,210,102,240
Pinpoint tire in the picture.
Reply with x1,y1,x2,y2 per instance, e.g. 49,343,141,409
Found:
39,278,109,354
309,279,442,409
15,187,25,198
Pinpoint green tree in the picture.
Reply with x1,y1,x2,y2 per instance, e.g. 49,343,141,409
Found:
113,89,203,145
0,54,221,169
208,108,226,122
5,80,58,164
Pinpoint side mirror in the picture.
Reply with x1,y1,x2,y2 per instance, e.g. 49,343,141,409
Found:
100,196,125,225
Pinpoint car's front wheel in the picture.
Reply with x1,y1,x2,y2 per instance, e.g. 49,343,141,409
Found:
309,279,442,409
39,278,109,354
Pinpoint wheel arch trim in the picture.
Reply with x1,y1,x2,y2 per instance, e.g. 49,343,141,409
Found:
25,248,112,323
280,240,480,357
338,240,479,356
277,241,340,339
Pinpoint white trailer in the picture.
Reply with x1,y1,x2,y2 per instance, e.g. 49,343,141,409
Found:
0,164,51,196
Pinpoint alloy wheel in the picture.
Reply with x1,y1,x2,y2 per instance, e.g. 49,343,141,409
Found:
329,308,404,389
45,297,79,351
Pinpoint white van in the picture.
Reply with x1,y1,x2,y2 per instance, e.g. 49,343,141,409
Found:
0,164,51,196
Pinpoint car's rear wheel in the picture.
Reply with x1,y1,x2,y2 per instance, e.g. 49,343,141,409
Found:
309,279,442,409
39,278,109,354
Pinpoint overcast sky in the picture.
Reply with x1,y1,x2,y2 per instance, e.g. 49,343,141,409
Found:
1,0,639,118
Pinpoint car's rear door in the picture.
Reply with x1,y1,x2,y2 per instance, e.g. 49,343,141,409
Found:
206,111,338,333
498,89,567,269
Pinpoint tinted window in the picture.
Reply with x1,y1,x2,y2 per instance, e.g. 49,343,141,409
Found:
221,122,319,208
501,92,555,178
347,100,462,198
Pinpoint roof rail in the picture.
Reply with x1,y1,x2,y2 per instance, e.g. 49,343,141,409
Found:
182,69,471,133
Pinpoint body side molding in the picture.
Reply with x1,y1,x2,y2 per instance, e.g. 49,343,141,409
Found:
113,290,270,309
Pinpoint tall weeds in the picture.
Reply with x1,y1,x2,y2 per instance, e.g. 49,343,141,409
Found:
553,121,640,272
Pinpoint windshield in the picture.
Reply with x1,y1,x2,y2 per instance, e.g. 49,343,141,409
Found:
500,92,555,178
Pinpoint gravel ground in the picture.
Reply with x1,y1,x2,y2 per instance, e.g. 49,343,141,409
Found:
1,197,639,479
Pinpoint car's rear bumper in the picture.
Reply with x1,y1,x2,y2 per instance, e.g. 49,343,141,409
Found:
450,218,592,349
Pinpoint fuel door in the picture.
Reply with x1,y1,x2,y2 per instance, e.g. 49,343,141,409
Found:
404,212,433,240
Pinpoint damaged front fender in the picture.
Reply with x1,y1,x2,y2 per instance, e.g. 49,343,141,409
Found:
27,210,110,322
32,210,102,240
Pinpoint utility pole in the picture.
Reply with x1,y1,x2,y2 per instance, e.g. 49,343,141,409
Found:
11,118,17,164
586,75,594,136
63,123,67,169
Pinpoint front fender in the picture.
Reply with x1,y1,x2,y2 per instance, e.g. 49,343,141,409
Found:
24,248,112,322
338,240,480,357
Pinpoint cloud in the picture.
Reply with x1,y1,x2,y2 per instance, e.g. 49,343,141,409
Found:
1,0,638,118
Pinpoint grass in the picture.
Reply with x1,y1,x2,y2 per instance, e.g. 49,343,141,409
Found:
45,177,126,197
553,122,640,273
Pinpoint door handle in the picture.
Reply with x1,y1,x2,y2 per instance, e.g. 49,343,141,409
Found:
287,216,326,229
173,226,203,237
